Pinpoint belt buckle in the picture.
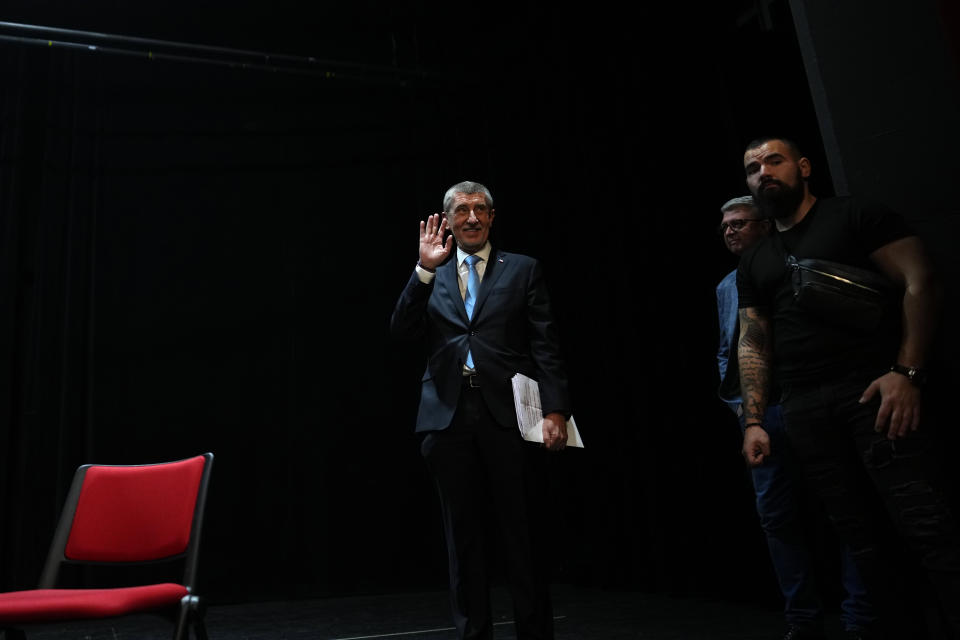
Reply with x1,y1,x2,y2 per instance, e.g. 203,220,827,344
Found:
465,374,480,388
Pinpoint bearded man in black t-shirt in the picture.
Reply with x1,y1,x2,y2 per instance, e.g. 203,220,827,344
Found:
736,137,960,639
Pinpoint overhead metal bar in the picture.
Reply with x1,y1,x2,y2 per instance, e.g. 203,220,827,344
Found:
0,21,441,87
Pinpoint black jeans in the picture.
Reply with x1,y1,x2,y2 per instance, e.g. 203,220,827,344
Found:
781,369,960,638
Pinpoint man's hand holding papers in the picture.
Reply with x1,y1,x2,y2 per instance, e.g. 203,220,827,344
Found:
511,372,584,448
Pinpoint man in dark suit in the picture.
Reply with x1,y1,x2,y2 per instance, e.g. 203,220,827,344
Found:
390,180,571,640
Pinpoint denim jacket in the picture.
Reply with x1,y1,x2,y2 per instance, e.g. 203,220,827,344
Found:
716,269,742,415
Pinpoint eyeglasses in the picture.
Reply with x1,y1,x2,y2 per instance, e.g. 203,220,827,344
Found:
452,204,491,218
717,219,763,235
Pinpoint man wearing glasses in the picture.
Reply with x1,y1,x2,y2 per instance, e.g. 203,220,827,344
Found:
716,195,871,640
391,180,570,640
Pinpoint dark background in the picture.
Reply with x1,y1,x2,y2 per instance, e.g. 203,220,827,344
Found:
2,0,958,620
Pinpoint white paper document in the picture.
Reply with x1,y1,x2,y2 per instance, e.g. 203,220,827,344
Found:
510,372,584,448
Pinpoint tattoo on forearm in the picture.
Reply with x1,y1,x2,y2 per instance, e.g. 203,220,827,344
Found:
740,319,765,352
738,308,771,424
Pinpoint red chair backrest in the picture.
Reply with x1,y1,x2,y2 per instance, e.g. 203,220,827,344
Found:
64,455,207,563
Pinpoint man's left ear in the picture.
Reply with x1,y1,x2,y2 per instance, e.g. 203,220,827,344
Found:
799,157,812,179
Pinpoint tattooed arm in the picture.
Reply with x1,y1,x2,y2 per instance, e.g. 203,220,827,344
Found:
738,305,772,467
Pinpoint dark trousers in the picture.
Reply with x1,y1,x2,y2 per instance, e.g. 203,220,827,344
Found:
420,385,553,640
745,405,872,632
781,369,960,639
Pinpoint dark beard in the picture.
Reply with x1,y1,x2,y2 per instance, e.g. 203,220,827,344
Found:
753,177,805,219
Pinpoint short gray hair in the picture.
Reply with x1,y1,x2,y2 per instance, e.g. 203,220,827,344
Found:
720,195,757,213
443,181,494,213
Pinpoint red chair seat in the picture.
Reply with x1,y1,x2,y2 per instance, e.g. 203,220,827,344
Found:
0,453,213,639
0,583,188,622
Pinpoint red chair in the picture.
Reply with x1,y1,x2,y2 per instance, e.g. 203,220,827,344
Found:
0,453,214,639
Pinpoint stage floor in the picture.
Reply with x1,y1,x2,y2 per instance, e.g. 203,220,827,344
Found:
7,582,872,639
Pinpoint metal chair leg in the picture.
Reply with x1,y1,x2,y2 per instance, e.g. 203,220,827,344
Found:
174,594,206,640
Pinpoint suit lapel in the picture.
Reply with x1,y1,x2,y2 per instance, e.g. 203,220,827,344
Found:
437,257,469,323
473,249,505,319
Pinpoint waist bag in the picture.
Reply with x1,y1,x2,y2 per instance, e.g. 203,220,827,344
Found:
785,254,898,331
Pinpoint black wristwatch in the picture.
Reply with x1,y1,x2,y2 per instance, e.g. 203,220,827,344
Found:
890,364,928,387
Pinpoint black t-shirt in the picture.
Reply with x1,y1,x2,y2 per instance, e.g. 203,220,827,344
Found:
737,196,912,384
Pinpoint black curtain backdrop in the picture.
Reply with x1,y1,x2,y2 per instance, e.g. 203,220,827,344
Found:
2,0,951,616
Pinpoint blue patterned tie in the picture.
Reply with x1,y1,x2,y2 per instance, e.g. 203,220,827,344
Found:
464,254,480,369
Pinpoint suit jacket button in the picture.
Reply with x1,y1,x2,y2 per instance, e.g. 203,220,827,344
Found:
470,331,477,335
